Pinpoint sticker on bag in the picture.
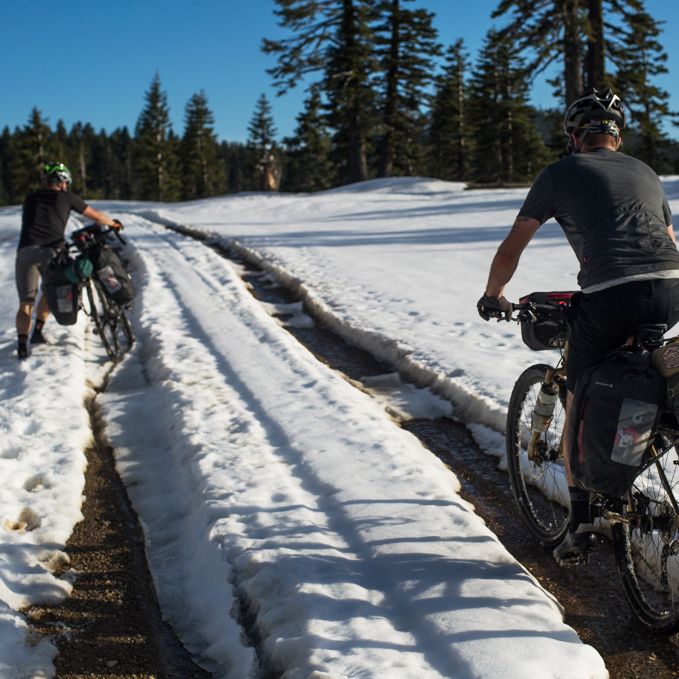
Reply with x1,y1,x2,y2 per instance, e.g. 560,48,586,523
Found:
611,398,658,466
56,285,75,313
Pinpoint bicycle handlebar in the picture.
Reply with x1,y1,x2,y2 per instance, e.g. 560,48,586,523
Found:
484,299,569,324
69,222,126,250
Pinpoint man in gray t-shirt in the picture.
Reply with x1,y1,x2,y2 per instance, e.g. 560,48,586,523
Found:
477,88,679,565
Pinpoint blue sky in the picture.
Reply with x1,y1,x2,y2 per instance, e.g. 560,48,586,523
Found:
2,0,678,142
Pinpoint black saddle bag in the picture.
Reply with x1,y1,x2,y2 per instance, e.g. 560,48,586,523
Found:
94,245,134,305
568,348,666,497
44,255,81,325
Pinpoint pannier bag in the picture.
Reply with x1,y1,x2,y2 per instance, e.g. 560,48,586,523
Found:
94,246,134,305
44,255,81,325
568,348,666,498
519,291,574,351
652,337,679,400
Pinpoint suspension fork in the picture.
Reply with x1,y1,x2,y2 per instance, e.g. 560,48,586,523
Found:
527,366,557,462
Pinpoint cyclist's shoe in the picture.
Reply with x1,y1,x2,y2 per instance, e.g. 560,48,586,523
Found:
17,340,30,360
553,530,596,567
30,327,47,345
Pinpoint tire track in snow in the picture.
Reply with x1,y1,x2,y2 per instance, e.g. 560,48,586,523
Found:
115,219,484,678
146,214,679,679
100,216,607,679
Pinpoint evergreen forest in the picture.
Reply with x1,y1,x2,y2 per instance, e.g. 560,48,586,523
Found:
1,0,678,206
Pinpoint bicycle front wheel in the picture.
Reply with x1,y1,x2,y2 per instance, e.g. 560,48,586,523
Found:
85,280,120,360
612,436,679,633
506,363,570,545
119,308,134,351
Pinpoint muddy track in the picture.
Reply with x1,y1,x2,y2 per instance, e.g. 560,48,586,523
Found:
232,251,679,679
26,350,210,676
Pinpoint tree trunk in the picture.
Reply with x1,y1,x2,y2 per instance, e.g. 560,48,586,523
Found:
342,0,368,183
378,0,400,178
456,74,466,179
563,0,584,104
585,0,605,89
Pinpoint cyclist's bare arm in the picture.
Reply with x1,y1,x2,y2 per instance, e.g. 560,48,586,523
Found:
83,205,118,228
484,216,541,297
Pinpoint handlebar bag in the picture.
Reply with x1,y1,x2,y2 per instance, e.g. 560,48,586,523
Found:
519,291,575,350
567,348,666,498
44,256,81,325
94,245,134,305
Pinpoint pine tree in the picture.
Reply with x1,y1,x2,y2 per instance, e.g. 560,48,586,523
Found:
467,30,552,184
282,89,335,191
133,74,180,201
108,127,134,199
263,0,377,184
428,40,469,181
612,7,674,170
221,141,259,193
68,122,97,195
180,91,226,200
0,127,14,205
492,0,641,105
247,94,281,191
12,108,58,198
372,0,441,177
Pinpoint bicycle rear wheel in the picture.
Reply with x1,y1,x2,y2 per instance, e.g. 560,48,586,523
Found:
85,279,120,360
612,436,679,633
506,363,570,545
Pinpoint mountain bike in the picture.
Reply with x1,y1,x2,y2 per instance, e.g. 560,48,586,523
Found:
63,224,134,361
502,291,679,633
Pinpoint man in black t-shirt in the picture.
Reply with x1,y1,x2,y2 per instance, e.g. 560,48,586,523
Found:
15,162,119,359
477,89,679,565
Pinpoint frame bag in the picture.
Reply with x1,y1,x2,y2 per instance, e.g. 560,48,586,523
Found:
94,246,134,305
568,348,666,498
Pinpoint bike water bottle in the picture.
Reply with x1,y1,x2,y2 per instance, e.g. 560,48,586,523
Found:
531,382,558,432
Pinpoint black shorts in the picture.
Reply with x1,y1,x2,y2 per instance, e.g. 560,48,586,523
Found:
567,278,679,392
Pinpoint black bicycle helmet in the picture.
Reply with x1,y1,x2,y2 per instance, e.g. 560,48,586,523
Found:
563,87,627,136
41,161,72,186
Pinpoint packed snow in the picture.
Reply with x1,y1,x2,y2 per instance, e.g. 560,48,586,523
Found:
6,175,672,677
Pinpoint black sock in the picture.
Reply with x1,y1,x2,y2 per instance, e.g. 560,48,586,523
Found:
569,486,590,532
34,320,45,333
18,334,28,345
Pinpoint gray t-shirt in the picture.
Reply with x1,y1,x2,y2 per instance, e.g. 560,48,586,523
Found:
519,148,679,291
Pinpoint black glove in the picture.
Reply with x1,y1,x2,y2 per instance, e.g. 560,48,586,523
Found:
477,294,512,321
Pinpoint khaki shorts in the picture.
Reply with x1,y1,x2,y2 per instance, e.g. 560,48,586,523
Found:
15,245,55,303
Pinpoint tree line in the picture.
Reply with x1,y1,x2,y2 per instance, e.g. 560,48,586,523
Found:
1,0,678,206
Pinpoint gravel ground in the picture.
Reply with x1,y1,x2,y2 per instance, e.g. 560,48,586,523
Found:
26,397,210,679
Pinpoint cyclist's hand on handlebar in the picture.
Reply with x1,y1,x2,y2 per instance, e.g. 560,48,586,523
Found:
477,294,512,321
111,219,124,230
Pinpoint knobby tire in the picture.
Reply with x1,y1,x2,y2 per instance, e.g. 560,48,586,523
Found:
611,436,679,633
85,279,120,361
506,363,570,546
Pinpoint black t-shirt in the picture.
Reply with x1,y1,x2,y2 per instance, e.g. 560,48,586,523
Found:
19,189,88,249
518,149,679,290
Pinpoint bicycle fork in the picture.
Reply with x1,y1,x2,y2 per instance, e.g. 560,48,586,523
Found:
528,368,559,462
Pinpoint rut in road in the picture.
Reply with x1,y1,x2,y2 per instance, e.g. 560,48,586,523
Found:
25,306,211,679
223,240,679,679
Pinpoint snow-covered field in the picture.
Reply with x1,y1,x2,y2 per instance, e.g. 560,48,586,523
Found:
6,176,672,677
